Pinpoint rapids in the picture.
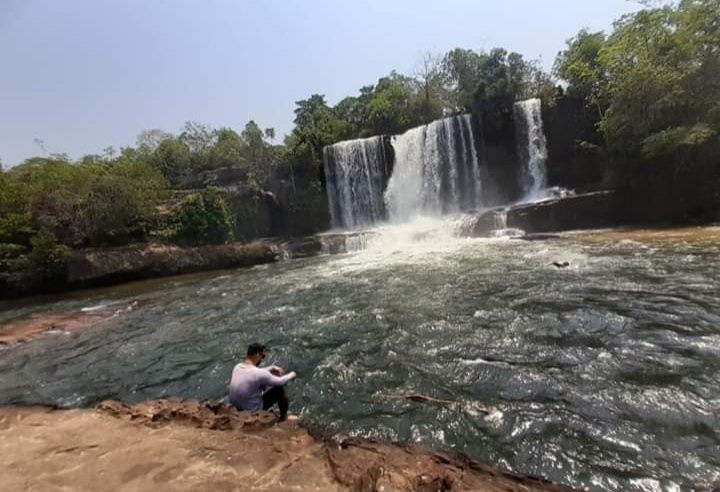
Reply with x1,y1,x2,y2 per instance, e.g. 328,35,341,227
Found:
1,225,719,491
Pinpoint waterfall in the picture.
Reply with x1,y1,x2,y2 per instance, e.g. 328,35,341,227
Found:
514,98,548,201
385,114,484,223
493,210,507,230
490,208,524,238
323,136,390,229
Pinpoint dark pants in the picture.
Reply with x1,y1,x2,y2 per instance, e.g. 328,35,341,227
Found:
262,386,289,421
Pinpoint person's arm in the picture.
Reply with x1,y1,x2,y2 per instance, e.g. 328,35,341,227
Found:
259,365,285,376
257,368,296,387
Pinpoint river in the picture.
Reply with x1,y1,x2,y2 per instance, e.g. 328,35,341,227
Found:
1,224,719,491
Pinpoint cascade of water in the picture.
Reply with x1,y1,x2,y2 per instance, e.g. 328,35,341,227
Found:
443,117,460,212
423,120,443,214
493,210,507,230
489,208,525,238
461,114,483,210
323,136,389,229
345,233,371,252
385,114,484,223
384,126,426,223
514,98,549,201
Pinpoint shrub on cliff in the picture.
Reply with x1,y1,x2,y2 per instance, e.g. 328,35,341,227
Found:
0,231,71,290
173,188,236,244
3,155,168,247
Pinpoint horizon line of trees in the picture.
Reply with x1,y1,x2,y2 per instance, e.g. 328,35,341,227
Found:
1,0,718,292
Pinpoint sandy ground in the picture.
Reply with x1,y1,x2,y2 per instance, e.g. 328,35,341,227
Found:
0,399,576,492
571,226,720,244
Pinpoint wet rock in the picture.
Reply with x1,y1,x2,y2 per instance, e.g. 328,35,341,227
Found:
0,311,114,346
462,192,616,238
506,191,615,233
515,233,561,241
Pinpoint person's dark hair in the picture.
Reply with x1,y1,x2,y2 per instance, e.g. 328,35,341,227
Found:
247,342,266,357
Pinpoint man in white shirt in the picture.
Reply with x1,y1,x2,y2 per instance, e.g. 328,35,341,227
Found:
229,342,296,421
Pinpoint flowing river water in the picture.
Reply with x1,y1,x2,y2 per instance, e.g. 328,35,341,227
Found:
1,224,719,491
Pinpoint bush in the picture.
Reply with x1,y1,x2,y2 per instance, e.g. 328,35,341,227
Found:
173,187,236,244
26,231,72,281
0,231,70,288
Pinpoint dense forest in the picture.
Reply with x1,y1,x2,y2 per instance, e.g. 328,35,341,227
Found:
1,0,718,293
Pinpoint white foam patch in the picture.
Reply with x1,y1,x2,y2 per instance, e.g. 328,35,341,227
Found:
81,304,107,312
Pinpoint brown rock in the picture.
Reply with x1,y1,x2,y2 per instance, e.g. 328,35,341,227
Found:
0,311,113,346
0,399,578,492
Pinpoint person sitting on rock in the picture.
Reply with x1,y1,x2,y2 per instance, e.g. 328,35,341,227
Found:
229,342,296,421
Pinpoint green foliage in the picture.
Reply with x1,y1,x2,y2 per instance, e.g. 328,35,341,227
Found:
286,179,329,236
1,155,167,248
0,230,70,287
241,120,274,186
151,138,192,186
26,231,71,281
443,47,550,111
209,128,247,171
136,129,173,154
80,157,169,245
554,29,609,115
640,123,716,157
173,188,236,244
366,72,424,135
288,94,353,166
556,0,720,156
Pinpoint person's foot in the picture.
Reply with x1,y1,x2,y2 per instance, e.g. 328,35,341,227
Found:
278,413,298,423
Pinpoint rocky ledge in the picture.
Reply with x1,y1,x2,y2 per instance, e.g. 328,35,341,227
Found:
462,191,616,238
0,398,576,492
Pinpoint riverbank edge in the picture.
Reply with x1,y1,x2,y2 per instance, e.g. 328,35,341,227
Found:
0,239,277,301
0,398,577,492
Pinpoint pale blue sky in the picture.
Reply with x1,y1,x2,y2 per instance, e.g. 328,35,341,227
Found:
0,0,638,166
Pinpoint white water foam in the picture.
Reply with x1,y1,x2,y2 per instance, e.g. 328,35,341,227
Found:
514,98,549,201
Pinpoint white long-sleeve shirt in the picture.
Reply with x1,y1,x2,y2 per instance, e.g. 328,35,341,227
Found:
228,363,296,411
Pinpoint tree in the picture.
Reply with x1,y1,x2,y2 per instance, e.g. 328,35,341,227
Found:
151,138,192,187
173,187,235,244
264,128,275,144
137,129,173,154
180,121,216,153
242,120,265,164
597,0,720,155
443,48,484,111
209,128,246,170
79,156,168,245
366,71,422,135
290,94,349,164
554,29,609,118
242,120,274,186
414,52,448,121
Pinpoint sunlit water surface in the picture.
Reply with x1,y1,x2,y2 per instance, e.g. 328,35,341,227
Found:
1,224,719,491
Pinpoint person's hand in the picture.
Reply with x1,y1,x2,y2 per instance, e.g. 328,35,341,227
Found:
270,365,285,376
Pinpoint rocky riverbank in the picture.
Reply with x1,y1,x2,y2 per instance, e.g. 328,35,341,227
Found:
0,232,377,300
0,398,576,492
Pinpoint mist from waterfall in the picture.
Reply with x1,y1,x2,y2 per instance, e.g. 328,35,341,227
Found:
323,136,390,229
385,114,482,223
514,98,549,201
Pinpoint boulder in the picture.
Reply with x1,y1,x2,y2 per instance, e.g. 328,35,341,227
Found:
506,191,615,233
